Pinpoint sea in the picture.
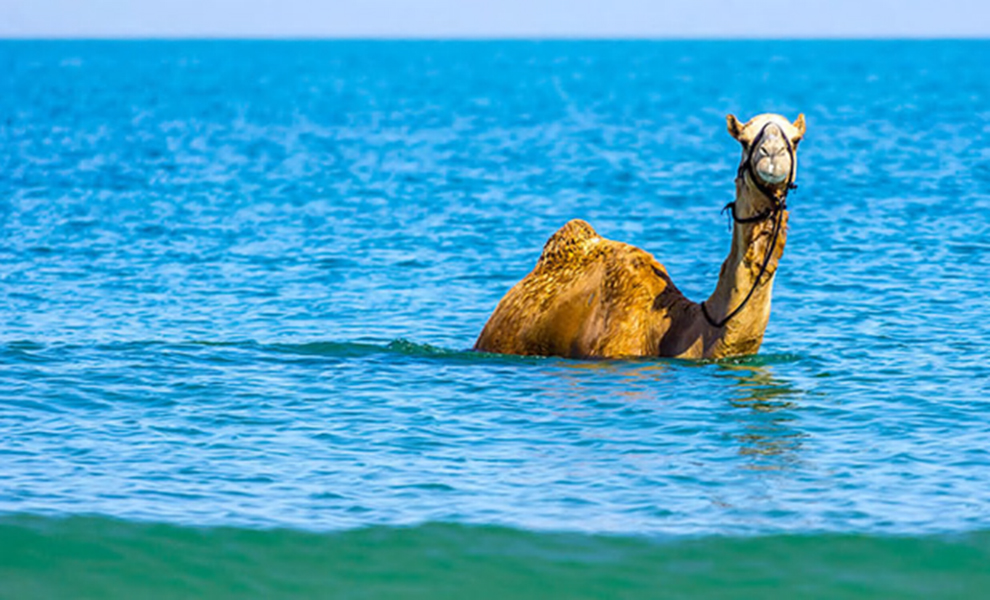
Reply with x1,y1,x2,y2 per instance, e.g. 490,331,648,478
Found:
1,40,989,598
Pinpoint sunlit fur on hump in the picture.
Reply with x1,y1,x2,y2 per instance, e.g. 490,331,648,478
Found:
474,219,681,358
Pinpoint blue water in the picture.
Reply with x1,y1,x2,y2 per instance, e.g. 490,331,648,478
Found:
2,40,990,597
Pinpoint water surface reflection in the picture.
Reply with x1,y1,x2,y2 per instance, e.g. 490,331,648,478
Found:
717,363,807,469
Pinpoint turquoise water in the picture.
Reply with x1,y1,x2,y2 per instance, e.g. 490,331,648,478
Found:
2,40,989,597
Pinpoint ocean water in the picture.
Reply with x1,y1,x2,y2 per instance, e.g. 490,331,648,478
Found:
1,40,989,598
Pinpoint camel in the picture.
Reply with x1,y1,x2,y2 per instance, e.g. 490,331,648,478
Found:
474,113,806,360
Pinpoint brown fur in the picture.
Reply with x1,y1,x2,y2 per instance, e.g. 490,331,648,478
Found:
475,113,805,360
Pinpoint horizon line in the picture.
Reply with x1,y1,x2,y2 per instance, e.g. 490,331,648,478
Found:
1,34,989,42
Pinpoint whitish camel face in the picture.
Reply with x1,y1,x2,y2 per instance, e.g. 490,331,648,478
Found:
727,113,806,189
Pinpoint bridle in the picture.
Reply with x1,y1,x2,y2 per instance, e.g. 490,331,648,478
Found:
701,122,798,329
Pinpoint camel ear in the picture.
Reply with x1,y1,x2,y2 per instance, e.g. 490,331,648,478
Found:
792,113,806,141
726,114,745,141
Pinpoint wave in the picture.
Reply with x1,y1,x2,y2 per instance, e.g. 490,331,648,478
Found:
2,514,988,599
2,337,814,368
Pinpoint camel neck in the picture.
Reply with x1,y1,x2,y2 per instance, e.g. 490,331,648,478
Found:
701,183,789,356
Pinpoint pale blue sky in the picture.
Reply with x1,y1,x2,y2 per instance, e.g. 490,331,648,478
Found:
0,0,987,38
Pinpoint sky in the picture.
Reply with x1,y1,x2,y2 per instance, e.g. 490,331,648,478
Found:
0,0,987,38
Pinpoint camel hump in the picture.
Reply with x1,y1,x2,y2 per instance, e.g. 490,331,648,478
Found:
537,219,602,269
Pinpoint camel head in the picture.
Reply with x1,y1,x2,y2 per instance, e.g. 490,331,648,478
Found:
727,113,806,198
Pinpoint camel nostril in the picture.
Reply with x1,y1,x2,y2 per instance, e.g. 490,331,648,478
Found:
756,160,787,184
